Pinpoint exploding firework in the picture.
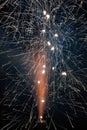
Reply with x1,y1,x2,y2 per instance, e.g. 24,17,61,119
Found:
0,0,87,130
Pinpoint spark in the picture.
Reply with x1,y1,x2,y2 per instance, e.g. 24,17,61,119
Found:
42,29,46,33
46,14,50,20
43,64,46,68
41,99,45,103
42,70,46,74
37,80,41,84
61,72,67,76
51,46,55,51
54,33,58,37
40,116,43,119
52,67,55,70
47,41,51,46
43,10,46,15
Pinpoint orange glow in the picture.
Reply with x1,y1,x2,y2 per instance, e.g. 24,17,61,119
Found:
34,52,47,121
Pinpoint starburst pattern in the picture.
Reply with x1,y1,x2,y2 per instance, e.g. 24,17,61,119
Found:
0,0,87,130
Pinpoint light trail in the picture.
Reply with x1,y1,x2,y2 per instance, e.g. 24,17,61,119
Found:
34,52,47,122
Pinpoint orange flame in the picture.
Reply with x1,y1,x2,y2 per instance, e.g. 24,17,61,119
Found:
34,52,47,121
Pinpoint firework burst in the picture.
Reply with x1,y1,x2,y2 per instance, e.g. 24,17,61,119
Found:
0,0,87,130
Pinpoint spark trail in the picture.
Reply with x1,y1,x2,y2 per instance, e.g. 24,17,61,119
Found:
34,52,47,122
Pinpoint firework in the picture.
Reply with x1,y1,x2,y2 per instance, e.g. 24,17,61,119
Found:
0,0,87,130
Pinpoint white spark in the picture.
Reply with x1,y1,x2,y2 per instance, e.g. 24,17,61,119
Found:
61,72,67,76
54,33,58,37
42,70,45,74
40,116,43,119
41,99,45,103
47,41,51,46
46,14,50,19
37,80,40,84
52,67,55,70
51,46,55,51
42,29,46,33
43,64,46,68
43,10,46,15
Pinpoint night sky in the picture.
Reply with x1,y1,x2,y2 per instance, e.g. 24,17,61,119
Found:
0,0,87,130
